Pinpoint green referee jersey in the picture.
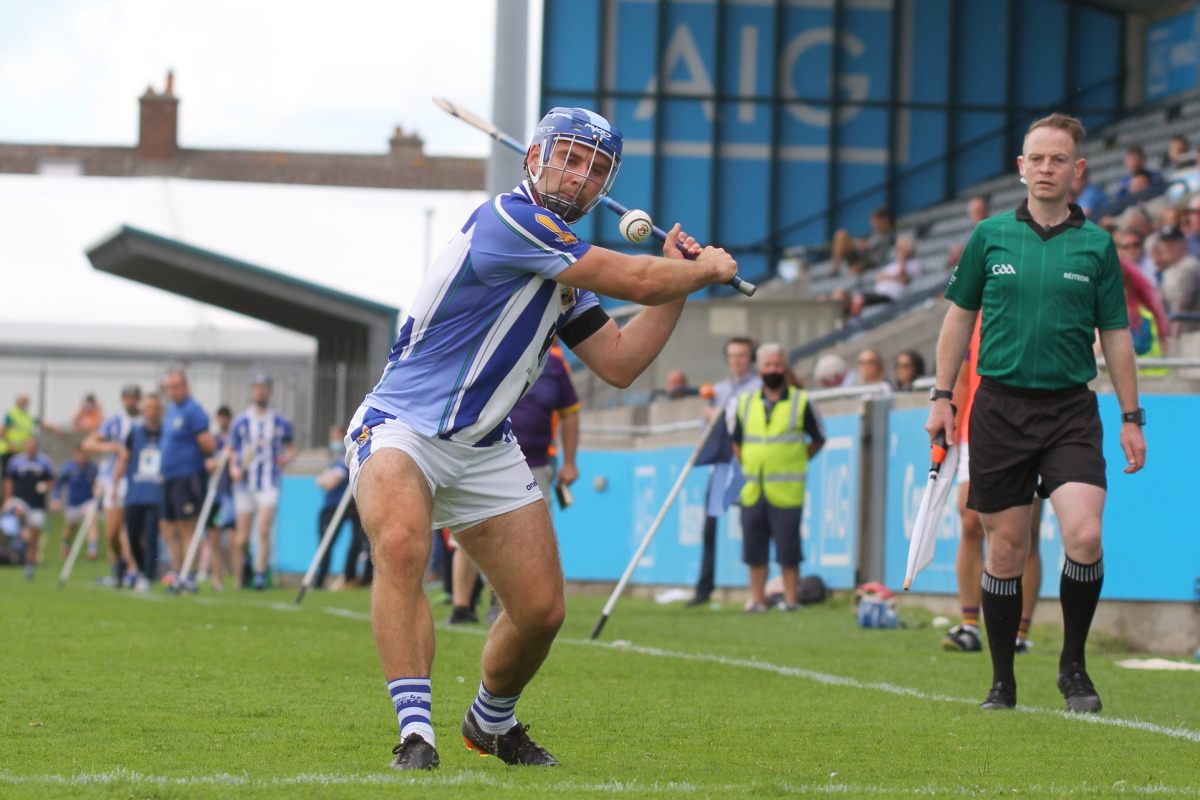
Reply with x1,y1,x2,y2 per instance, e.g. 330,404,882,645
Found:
945,199,1127,390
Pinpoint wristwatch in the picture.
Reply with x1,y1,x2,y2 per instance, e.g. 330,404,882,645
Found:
1121,408,1146,426
929,388,953,402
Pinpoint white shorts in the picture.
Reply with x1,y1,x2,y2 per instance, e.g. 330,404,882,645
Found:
100,477,127,510
64,501,95,525
8,499,46,530
956,442,970,484
346,405,542,534
234,485,280,514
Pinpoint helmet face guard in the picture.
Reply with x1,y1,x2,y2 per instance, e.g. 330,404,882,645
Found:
526,108,623,223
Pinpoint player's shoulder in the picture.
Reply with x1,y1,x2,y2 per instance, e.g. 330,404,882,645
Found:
486,185,585,252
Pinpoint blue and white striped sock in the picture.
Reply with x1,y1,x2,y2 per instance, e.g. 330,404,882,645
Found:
387,677,434,745
471,681,520,735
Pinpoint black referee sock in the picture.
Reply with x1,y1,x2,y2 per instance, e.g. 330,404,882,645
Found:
1059,556,1104,671
981,572,1023,687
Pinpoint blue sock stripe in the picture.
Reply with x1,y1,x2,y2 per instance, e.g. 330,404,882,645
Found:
387,678,431,690
400,713,431,729
388,687,432,700
476,696,519,713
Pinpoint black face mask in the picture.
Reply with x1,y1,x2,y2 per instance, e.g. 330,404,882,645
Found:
761,371,786,390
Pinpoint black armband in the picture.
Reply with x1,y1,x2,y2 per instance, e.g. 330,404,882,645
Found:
559,305,610,349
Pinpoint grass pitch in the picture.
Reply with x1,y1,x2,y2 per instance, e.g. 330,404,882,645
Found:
2,526,1199,798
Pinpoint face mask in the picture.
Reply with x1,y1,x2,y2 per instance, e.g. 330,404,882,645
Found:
761,371,786,390
329,441,345,455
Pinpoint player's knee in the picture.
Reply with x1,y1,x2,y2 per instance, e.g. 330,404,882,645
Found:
370,526,429,575
1066,523,1102,558
511,592,565,639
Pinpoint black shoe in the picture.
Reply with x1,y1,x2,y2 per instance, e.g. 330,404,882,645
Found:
390,733,440,770
941,624,982,652
448,605,478,625
1057,663,1102,713
685,595,710,608
979,681,1016,709
461,708,559,766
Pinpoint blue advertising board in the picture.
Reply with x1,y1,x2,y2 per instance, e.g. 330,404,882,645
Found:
1146,8,1200,102
554,412,862,589
541,0,1121,275
885,397,1200,603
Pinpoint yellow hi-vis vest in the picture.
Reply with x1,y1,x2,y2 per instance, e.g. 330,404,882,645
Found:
737,387,810,508
1,405,35,455
1135,306,1168,377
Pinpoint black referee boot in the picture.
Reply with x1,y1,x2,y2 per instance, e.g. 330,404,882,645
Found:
979,681,1016,710
1057,663,1102,713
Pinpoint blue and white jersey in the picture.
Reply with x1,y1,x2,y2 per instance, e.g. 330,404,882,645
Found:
363,182,602,446
228,406,294,491
96,410,139,484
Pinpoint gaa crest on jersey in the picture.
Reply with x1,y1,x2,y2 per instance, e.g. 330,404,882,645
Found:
535,214,579,246
356,425,370,446
560,285,576,311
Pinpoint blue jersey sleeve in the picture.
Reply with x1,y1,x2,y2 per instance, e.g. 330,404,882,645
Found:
471,194,592,284
228,417,246,453
187,403,210,438
567,289,599,322
279,415,294,444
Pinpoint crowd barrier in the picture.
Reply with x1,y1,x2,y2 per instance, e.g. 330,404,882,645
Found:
271,393,1200,604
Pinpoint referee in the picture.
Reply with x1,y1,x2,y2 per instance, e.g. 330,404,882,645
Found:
926,114,1146,713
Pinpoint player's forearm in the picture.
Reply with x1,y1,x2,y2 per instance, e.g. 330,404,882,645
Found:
935,305,977,391
625,255,721,306
605,299,687,386
560,413,579,468
1100,328,1141,413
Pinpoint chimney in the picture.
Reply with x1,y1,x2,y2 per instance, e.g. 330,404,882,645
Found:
389,126,424,158
137,70,179,162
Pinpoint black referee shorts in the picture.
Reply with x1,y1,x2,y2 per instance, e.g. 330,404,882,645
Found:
967,378,1106,514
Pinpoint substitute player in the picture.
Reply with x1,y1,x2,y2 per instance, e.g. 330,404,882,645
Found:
83,385,142,588
941,314,1044,654
926,114,1146,713
347,107,737,770
227,376,295,590
3,436,54,580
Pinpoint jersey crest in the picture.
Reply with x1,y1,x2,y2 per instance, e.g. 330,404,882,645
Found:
535,214,580,246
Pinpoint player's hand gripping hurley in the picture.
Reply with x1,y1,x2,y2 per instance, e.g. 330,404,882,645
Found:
434,97,756,297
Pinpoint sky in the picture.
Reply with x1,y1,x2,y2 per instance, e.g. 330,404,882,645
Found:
0,0,541,336
0,0,540,157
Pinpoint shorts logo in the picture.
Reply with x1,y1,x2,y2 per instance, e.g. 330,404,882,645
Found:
1063,272,1090,283
991,264,1016,275
535,214,579,246
356,425,370,446
526,481,538,491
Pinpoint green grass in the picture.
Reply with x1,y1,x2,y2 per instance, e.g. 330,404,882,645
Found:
2,521,1200,799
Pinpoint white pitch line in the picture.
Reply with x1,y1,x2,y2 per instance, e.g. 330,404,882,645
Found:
107,593,1200,746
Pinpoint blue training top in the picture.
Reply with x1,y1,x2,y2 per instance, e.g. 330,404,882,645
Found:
125,424,164,507
161,397,209,479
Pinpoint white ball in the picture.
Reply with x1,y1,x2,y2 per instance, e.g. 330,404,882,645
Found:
618,209,654,244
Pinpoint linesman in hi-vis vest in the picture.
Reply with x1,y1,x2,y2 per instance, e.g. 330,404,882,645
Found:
732,343,825,613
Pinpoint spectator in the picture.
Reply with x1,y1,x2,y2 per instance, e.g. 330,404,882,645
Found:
813,353,849,388
1115,228,1156,286
689,337,761,607
314,424,371,590
853,348,893,394
946,196,990,267
1118,260,1170,372
113,394,165,588
1,394,55,475
1070,166,1107,217
1164,134,1196,171
1157,205,1182,230
732,343,825,612
1115,146,1163,200
1128,170,1154,197
845,236,921,317
893,350,927,391
53,445,99,560
2,435,54,580
1155,226,1200,335
1185,196,1200,257
831,207,894,275
659,369,699,400
72,394,103,433
159,370,217,591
